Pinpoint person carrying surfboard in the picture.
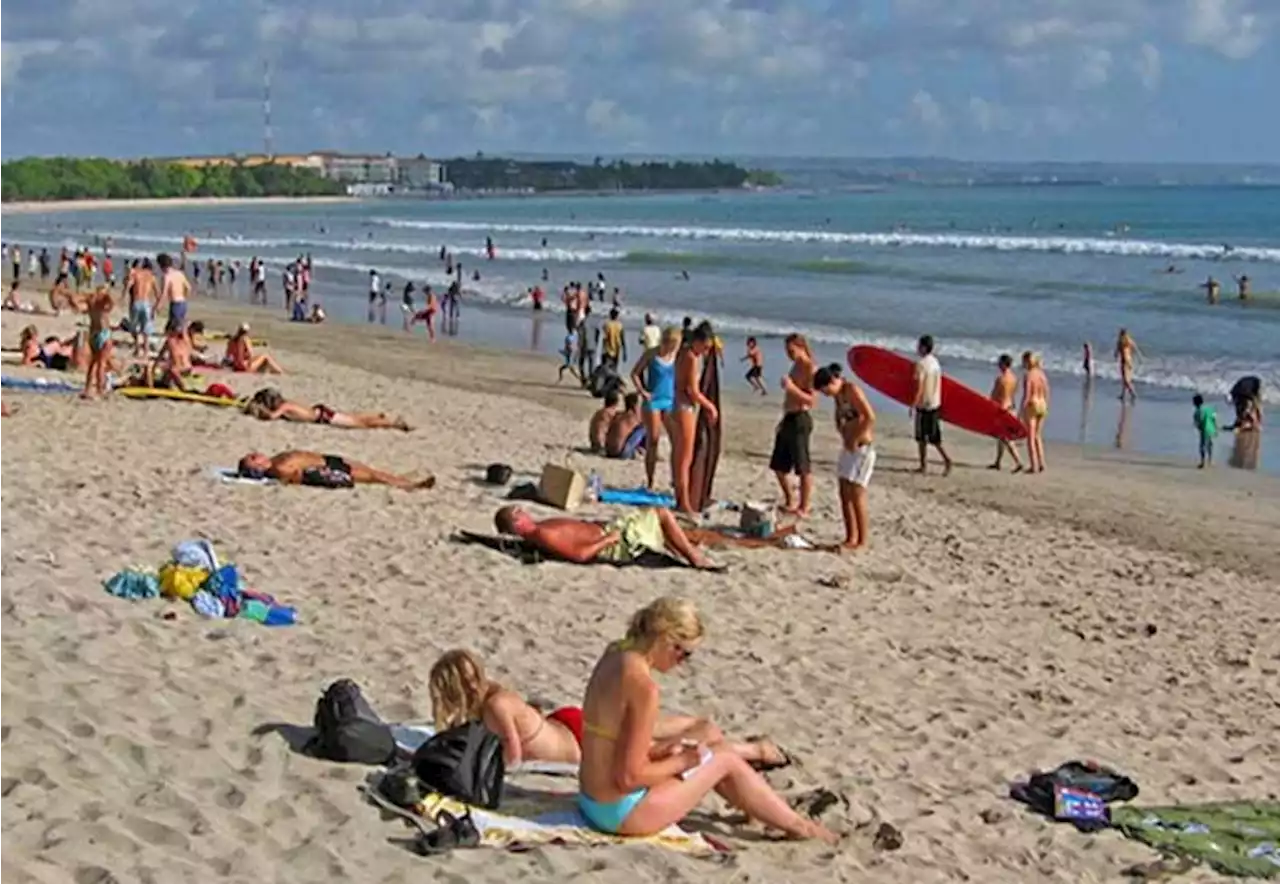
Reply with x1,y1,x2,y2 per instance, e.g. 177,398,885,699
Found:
912,335,953,476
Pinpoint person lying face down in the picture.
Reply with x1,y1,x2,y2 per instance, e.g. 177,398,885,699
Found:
493,505,718,570
237,450,435,490
242,388,410,431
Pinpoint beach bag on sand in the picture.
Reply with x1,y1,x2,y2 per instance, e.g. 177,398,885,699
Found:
412,722,505,809
307,679,397,764
1011,760,1139,832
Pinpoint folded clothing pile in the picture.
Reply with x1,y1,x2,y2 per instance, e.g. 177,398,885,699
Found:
103,539,297,626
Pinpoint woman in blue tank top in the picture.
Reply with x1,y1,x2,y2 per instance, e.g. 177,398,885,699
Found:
630,326,682,490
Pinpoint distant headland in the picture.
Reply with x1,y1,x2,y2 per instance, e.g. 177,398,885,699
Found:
0,152,781,203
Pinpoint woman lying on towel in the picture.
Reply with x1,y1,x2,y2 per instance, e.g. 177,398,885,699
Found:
236,450,435,490
243,387,410,431
19,326,86,372
494,505,721,571
428,649,791,771
577,597,839,842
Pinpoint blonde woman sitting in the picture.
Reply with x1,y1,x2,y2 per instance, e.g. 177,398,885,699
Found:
429,649,584,768
577,597,838,843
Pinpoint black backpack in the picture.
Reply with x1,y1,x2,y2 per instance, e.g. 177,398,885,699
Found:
307,679,397,764
412,722,505,809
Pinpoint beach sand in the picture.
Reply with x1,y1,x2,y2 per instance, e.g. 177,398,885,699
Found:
2,304,1277,884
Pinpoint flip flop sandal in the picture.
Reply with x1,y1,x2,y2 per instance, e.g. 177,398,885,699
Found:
417,809,481,855
746,738,797,772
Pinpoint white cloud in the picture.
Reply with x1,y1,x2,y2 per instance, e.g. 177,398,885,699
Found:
1134,42,1162,89
1182,0,1269,59
968,96,1009,133
910,89,946,129
1073,46,1113,89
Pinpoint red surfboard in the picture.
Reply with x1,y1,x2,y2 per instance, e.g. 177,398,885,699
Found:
847,345,1027,441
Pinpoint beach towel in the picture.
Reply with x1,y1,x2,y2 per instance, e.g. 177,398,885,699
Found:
364,775,725,856
1111,802,1280,878
598,487,676,508
2,375,82,394
390,724,579,777
117,387,243,407
452,530,689,569
210,467,277,486
688,350,721,512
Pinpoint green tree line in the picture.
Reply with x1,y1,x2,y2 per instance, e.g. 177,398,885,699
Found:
444,156,782,191
1,157,345,202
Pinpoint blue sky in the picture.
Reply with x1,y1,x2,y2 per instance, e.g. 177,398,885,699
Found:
2,0,1275,163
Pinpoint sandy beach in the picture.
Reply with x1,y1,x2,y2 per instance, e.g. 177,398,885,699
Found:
2,303,1278,884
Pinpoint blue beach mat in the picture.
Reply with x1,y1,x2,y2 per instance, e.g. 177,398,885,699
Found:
599,486,676,508
2,375,81,393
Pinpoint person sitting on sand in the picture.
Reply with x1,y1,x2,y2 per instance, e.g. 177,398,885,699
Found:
223,323,284,374
144,327,195,390
48,277,85,315
605,392,645,459
3,280,43,313
429,648,794,772
430,649,584,767
242,387,411,431
236,450,435,489
494,505,720,571
575,597,838,842
588,390,622,453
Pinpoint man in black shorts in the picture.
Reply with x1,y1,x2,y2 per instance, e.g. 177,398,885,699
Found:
912,334,953,475
769,333,818,516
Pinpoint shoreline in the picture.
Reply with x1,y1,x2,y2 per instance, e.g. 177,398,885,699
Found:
0,195,357,214
187,298,1280,577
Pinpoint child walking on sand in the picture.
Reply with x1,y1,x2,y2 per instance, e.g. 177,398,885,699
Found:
558,329,581,383
742,337,766,395
82,287,115,399
1192,394,1218,468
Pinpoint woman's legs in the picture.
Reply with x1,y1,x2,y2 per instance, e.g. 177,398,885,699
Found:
671,409,697,513
652,716,788,766
330,411,411,431
1034,420,1047,472
249,353,284,374
642,408,664,489
619,750,836,843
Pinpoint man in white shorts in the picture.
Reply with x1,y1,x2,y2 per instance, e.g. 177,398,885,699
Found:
815,362,877,550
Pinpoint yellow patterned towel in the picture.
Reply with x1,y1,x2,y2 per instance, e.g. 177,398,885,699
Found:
412,790,726,856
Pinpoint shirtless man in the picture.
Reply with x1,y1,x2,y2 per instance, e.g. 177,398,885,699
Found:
82,287,115,398
588,390,622,453
48,275,83,314
145,327,194,389
988,353,1024,472
769,333,817,516
493,505,716,569
819,361,876,549
605,392,644,458
236,450,434,489
155,252,190,332
1114,327,1141,402
1202,276,1220,305
127,258,159,355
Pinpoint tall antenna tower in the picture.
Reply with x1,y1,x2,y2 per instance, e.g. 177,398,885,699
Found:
263,60,274,158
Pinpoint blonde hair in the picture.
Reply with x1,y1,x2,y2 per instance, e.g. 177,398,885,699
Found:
1022,350,1042,369
785,333,813,360
661,326,683,348
429,649,497,730
623,596,704,652
19,325,37,345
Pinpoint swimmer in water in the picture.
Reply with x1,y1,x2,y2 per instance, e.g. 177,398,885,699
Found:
1202,276,1220,305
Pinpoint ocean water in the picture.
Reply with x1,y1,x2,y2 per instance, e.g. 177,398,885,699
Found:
4,183,1277,472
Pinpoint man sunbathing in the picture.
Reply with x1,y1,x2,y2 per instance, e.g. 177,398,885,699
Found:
494,505,720,570
236,450,435,489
